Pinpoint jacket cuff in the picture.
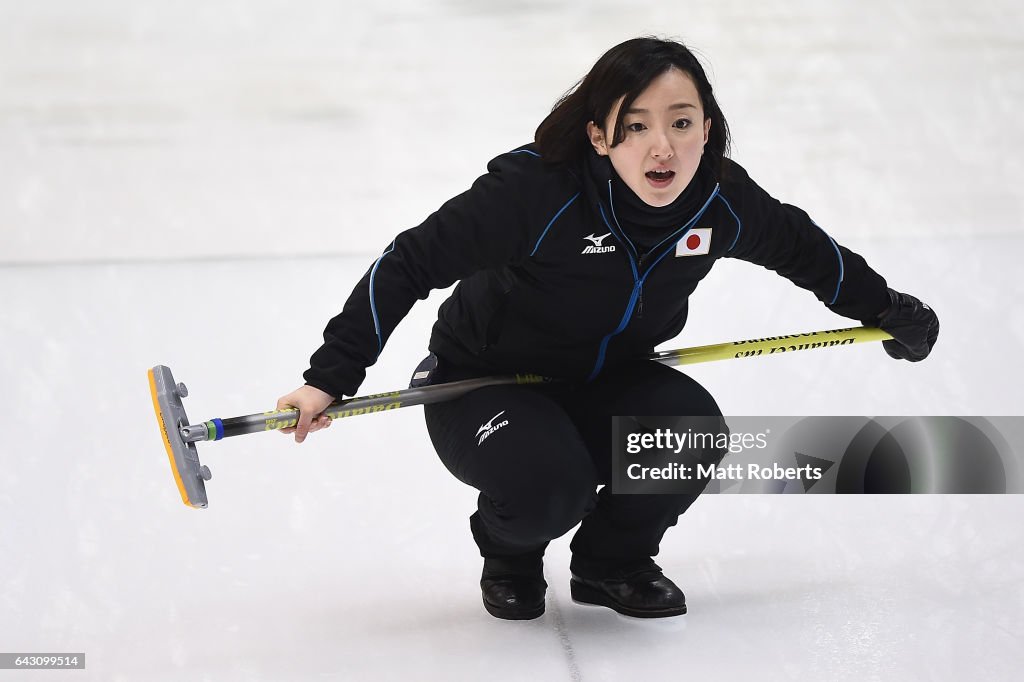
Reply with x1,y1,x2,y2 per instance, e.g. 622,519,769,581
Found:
827,279,892,325
301,369,353,400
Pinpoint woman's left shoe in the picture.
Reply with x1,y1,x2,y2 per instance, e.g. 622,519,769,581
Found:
480,554,547,620
569,559,687,618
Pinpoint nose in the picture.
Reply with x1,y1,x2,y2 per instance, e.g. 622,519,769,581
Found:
651,129,673,159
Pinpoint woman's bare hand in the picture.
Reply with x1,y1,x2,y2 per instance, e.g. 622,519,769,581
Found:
276,385,336,443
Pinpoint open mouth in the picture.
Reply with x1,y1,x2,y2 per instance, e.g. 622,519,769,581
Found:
645,169,675,187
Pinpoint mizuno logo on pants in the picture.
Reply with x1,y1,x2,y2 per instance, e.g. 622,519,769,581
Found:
476,410,509,446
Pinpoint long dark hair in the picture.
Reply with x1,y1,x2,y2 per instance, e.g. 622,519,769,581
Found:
535,37,731,178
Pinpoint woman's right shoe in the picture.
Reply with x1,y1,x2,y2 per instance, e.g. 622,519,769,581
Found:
480,556,547,620
569,559,686,618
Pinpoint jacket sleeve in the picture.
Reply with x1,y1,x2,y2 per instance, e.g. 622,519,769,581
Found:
302,151,544,398
721,160,890,323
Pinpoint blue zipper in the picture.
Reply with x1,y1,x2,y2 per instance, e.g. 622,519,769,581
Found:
587,203,641,381
586,182,720,381
587,275,642,382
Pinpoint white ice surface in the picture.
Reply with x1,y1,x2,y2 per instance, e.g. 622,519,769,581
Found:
2,243,1023,681
2,1,1024,681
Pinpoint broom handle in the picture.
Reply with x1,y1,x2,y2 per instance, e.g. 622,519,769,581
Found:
179,326,891,443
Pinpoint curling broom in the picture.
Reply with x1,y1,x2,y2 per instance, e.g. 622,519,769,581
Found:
148,325,891,508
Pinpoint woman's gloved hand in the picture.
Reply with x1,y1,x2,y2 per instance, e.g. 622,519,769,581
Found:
874,288,939,362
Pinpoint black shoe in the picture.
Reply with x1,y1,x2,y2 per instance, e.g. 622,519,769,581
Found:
570,559,686,618
481,555,547,620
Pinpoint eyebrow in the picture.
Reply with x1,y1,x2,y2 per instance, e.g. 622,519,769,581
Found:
625,103,697,114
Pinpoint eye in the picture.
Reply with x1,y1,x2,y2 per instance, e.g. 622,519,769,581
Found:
674,118,692,129
626,122,647,133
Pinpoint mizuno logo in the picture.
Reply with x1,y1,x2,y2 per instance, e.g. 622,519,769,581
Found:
582,232,616,254
476,410,509,446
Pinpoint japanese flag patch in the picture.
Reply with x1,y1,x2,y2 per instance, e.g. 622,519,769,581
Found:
675,228,712,257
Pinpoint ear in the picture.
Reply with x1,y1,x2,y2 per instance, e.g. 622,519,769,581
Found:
703,117,711,146
587,121,608,156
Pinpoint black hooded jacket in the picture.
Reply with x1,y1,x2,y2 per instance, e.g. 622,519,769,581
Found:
303,144,889,398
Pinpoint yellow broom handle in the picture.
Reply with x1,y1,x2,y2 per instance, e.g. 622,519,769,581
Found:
651,326,893,367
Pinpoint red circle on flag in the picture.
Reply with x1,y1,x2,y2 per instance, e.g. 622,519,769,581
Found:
686,234,701,250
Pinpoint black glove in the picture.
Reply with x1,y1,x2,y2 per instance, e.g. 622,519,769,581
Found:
873,288,939,362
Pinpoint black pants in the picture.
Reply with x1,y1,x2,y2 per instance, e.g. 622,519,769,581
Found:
422,357,723,576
